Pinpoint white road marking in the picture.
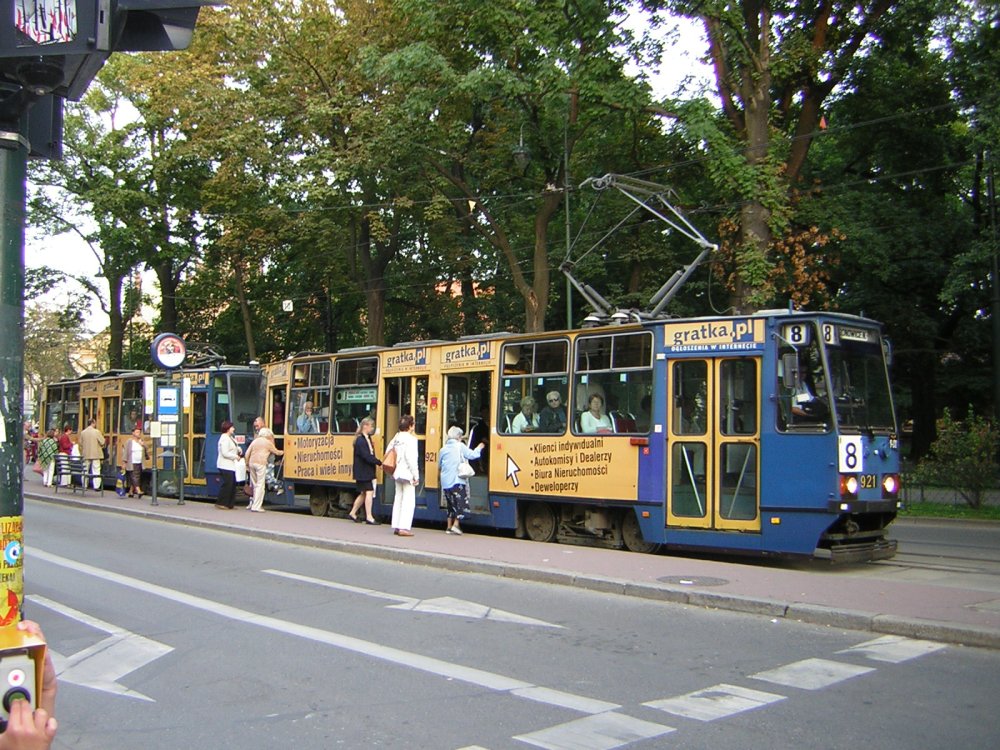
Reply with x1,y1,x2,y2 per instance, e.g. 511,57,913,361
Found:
26,595,173,702
30,548,616,714
513,712,674,750
837,635,947,663
751,658,875,690
643,683,785,721
264,568,562,628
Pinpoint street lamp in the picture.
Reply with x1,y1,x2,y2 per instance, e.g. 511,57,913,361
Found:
512,124,530,170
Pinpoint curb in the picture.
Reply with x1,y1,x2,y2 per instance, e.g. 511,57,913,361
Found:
26,491,1000,651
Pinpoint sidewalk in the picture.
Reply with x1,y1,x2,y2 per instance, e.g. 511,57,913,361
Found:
22,470,1000,651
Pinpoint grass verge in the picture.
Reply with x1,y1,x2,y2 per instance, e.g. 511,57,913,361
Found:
898,502,1000,521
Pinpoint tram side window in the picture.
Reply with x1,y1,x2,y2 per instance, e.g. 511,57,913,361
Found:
500,339,568,435
44,386,63,433
121,381,144,433
334,357,378,433
573,332,653,435
777,327,831,431
290,361,331,434
62,385,80,431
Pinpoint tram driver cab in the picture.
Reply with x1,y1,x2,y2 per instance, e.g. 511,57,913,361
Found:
780,349,830,425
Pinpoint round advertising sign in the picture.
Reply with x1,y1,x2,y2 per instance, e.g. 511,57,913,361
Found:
151,333,187,370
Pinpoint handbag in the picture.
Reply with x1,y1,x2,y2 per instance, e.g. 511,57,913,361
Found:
457,460,475,479
31,461,43,475
381,446,397,474
243,481,254,497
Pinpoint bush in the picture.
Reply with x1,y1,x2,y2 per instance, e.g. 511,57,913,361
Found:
912,407,999,509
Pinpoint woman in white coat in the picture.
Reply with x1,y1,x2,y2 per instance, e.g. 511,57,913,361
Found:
388,414,419,536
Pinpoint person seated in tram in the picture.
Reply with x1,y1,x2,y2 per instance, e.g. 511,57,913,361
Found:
511,396,539,433
296,401,319,433
538,391,567,433
581,393,614,433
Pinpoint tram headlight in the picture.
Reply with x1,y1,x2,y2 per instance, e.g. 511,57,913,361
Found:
882,473,900,499
840,474,859,499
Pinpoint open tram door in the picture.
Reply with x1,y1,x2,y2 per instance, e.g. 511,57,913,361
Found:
381,374,430,507
667,358,760,532
441,371,492,514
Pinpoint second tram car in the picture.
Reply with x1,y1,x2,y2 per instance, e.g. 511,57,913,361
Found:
264,309,900,562
41,362,263,500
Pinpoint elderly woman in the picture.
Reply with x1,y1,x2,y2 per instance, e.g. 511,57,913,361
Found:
244,427,284,513
581,393,614,434
511,396,539,433
215,420,243,510
439,426,486,535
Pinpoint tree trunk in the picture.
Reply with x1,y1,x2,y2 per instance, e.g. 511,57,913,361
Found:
106,274,125,368
232,260,256,361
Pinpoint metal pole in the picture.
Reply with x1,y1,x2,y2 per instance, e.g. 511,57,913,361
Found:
564,119,572,329
0,126,29,627
988,152,1000,422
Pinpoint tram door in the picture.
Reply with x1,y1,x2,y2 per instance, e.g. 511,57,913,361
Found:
381,375,429,507
442,372,492,514
667,358,760,531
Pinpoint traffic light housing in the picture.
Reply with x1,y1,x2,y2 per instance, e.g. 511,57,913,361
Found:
0,1,216,101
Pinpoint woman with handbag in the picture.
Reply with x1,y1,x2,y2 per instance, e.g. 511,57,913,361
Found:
120,426,149,498
438,425,485,536
36,429,59,487
244,427,283,513
388,414,419,537
215,420,243,510
349,417,382,525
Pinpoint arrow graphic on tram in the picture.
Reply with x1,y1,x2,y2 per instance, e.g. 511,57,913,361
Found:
506,455,521,487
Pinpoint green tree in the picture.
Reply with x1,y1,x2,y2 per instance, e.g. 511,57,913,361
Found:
914,407,999,509
647,0,900,311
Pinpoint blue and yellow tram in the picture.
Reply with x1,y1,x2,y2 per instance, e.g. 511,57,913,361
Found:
265,309,899,562
40,362,263,500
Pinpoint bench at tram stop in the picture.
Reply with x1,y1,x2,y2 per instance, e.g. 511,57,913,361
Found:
52,454,105,496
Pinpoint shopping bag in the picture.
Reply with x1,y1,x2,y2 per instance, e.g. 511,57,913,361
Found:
31,461,43,475
234,458,247,483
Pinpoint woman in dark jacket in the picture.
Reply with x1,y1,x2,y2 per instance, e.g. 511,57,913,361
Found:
349,417,381,524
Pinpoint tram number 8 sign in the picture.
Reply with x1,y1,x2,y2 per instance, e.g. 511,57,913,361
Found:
839,435,863,473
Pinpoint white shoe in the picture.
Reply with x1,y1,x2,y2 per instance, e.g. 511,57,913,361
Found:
451,526,463,535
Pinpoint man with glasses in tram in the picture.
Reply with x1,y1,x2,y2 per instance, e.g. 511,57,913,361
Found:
539,391,567,433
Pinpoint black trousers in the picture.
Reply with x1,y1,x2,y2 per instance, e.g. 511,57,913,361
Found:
218,468,236,508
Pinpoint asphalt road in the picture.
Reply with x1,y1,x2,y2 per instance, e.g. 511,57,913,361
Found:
20,502,1000,750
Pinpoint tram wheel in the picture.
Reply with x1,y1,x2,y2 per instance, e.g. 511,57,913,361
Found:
309,494,331,517
524,502,558,543
621,511,661,554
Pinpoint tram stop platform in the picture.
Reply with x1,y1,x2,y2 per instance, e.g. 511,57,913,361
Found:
21,469,1000,651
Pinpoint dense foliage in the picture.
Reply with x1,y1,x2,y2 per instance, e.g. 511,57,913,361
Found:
24,0,1000,458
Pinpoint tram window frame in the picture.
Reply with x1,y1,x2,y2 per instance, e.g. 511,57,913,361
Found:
44,386,64,433
333,357,379,433
121,380,145,433
62,385,80,431
776,324,832,433
499,339,569,435
573,332,653,436
719,359,757,436
289,360,332,434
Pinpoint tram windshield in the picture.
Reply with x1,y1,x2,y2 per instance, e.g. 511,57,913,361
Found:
824,336,895,432
777,322,895,434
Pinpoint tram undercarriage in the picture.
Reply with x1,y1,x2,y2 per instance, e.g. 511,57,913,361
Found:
817,511,898,563
517,501,661,554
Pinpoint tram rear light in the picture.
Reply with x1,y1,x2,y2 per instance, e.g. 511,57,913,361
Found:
840,474,859,498
629,437,649,446
882,473,900,498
